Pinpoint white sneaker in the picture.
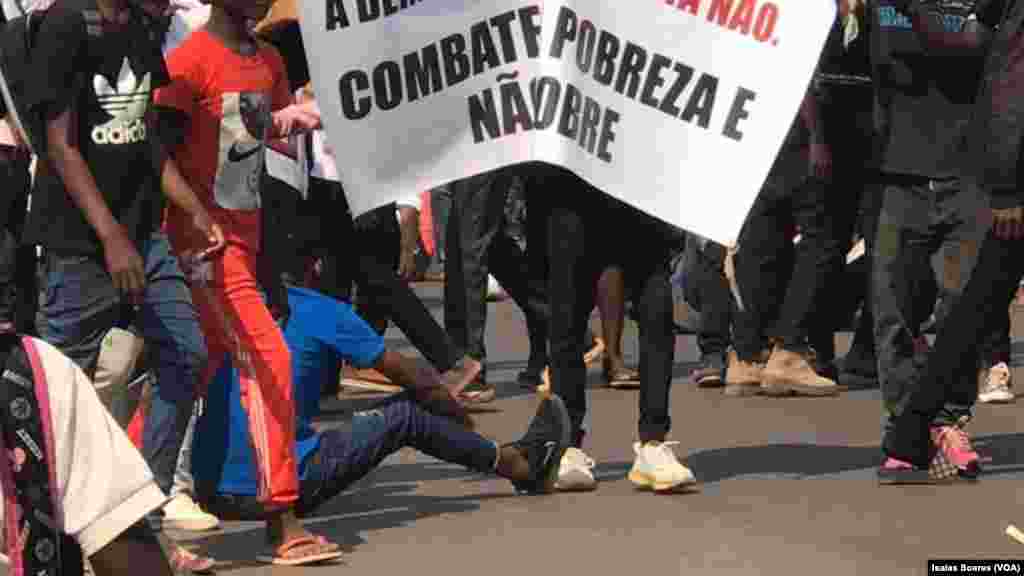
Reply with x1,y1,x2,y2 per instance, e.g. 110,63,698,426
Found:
162,494,221,532
486,275,508,302
554,447,597,491
979,362,1014,404
628,441,696,492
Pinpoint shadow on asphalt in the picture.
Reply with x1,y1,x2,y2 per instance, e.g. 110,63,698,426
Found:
186,434,1024,569
192,477,518,568
584,433,1024,485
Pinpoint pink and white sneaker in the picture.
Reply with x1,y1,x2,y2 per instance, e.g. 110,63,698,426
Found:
929,417,981,480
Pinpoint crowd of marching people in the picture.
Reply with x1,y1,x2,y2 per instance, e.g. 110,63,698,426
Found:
1,0,1024,573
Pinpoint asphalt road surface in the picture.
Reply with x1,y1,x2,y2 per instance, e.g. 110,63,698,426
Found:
18,284,1024,575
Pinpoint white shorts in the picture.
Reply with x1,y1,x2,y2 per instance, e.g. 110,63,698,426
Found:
0,338,166,558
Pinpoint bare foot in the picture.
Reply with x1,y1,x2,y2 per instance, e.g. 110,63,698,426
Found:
442,356,482,396
264,508,341,566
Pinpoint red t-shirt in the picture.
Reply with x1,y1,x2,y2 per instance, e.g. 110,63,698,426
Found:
156,30,291,252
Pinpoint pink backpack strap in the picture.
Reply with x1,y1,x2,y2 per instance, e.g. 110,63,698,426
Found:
21,337,59,514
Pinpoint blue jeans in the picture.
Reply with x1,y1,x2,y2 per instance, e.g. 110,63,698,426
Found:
204,394,499,520
36,233,207,494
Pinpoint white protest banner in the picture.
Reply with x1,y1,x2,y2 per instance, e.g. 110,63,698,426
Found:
300,0,835,246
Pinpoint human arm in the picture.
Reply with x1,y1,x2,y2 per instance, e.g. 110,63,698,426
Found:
150,112,225,260
47,107,148,297
396,203,420,281
373,350,474,429
29,8,146,296
264,47,321,139
311,291,474,427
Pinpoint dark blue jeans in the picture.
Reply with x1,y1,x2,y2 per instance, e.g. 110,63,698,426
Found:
204,394,499,520
35,233,207,495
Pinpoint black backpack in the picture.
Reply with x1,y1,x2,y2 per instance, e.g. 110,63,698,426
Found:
0,7,49,155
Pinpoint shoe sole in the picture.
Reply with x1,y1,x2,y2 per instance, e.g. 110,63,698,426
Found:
628,470,697,493
163,517,221,532
554,470,598,492
540,395,573,494
760,379,840,397
694,373,724,388
877,468,935,484
340,380,404,395
723,382,761,397
978,393,1016,404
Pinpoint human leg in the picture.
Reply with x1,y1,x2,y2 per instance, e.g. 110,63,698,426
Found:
882,230,1023,477
211,394,570,519
725,186,791,395
189,244,340,562
136,234,207,497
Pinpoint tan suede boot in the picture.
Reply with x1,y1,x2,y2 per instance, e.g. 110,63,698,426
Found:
724,349,769,397
761,344,840,397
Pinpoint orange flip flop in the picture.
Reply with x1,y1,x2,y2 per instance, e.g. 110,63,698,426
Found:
257,535,343,566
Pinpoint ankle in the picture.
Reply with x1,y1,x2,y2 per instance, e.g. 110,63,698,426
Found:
639,436,666,446
265,506,303,543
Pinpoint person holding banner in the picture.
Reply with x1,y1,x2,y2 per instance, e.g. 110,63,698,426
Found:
538,164,693,494
868,0,1008,480
154,0,344,565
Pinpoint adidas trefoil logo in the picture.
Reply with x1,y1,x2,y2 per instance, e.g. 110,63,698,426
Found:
91,58,151,145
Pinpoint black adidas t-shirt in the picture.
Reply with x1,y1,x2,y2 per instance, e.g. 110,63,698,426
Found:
22,0,168,256
870,0,1007,178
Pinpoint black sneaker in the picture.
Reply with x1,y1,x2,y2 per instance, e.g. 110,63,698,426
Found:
505,394,571,494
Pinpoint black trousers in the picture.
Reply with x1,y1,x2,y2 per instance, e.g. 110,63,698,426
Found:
302,178,462,372
536,165,675,445
884,227,1020,466
687,239,732,358
807,92,878,366
872,176,997,433
444,166,549,367
733,145,841,360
